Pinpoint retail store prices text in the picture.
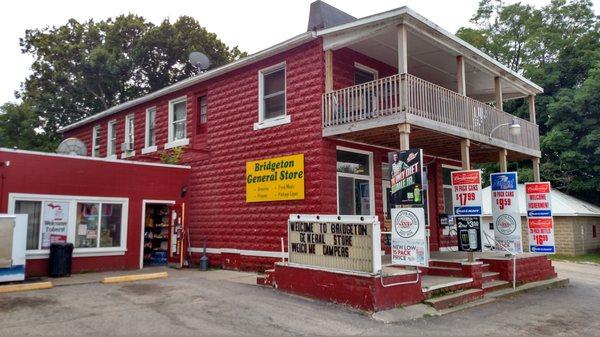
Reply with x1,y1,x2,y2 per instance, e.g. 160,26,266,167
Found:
289,221,369,258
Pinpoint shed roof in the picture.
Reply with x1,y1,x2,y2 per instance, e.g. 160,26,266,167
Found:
482,184,600,217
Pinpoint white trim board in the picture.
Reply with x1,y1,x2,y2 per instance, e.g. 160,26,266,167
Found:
0,148,191,169
188,247,288,259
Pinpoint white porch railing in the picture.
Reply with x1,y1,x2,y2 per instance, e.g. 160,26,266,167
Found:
322,73,540,152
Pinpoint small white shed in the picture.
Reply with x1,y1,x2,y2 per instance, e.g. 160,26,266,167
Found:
482,184,600,255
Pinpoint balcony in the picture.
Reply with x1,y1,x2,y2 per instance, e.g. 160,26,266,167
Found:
322,73,540,161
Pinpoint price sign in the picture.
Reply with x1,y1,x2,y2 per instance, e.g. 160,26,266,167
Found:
491,172,522,253
525,182,555,253
451,170,482,216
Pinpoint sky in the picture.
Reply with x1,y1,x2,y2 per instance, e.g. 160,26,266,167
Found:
1,0,599,105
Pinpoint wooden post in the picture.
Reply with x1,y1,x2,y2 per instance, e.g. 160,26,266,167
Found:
460,139,470,170
397,24,407,74
499,148,508,172
495,76,503,111
325,50,333,93
398,123,411,150
456,55,466,95
532,157,541,182
528,95,536,124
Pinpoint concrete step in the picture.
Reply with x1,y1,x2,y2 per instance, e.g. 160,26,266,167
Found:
482,280,511,293
425,266,464,277
429,259,464,269
424,288,484,310
481,263,490,273
481,271,500,283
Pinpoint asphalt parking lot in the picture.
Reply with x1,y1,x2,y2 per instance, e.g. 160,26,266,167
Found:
0,261,598,337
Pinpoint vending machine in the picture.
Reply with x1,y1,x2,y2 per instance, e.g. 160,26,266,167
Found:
0,214,27,282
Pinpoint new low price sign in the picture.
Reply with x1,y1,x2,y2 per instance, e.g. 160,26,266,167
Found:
391,208,428,267
525,182,555,253
491,172,523,253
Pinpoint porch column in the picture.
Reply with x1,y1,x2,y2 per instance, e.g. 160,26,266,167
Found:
456,55,466,95
325,50,333,93
528,95,536,124
460,139,470,170
398,123,410,150
397,24,407,74
532,157,541,182
495,76,503,111
499,148,508,172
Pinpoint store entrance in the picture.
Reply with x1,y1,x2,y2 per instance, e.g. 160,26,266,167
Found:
143,203,171,267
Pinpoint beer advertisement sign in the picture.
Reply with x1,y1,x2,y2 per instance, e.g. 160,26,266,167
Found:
451,170,482,216
456,216,482,252
491,172,523,253
391,208,428,267
246,154,305,202
525,182,555,253
388,149,423,206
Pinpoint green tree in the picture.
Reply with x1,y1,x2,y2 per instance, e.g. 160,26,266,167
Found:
458,0,600,204
0,102,55,151
16,14,246,145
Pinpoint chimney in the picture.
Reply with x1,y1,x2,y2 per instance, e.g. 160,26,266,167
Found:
307,0,356,31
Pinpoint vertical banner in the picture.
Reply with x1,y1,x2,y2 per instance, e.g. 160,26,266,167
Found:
451,170,482,216
391,208,428,267
389,149,423,206
491,172,523,253
525,182,555,253
42,201,69,249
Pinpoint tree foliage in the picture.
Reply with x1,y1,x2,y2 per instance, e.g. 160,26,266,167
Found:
11,14,245,143
459,0,600,204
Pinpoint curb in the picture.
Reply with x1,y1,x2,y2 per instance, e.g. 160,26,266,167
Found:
101,272,168,284
0,281,53,294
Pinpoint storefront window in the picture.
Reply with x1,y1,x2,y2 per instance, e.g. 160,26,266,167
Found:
442,166,460,214
336,149,373,216
76,203,99,248
100,204,122,247
15,201,41,250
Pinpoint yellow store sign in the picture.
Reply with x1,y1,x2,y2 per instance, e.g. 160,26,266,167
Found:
246,154,305,202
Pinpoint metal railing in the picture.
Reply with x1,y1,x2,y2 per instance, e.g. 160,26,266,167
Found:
483,231,517,289
322,73,540,151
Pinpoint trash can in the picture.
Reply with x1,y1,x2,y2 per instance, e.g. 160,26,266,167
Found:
49,242,74,277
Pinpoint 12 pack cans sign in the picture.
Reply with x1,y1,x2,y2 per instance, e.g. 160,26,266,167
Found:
451,170,482,216
490,172,523,253
391,208,428,267
525,182,555,253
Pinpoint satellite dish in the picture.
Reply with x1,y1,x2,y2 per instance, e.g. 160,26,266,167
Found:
188,51,210,71
57,138,87,156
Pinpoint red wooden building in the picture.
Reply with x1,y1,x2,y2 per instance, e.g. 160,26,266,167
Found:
46,1,544,273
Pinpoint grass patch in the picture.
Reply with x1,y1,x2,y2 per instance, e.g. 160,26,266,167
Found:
549,253,600,264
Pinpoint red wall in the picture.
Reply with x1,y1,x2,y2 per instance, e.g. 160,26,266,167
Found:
0,149,189,276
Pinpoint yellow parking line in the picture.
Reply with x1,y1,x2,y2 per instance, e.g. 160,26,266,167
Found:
0,281,53,293
101,272,168,284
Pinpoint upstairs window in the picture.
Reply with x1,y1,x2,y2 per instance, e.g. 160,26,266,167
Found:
107,120,117,157
168,97,187,143
259,63,286,122
198,96,207,125
145,107,156,148
123,114,134,156
92,125,101,157
354,63,377,85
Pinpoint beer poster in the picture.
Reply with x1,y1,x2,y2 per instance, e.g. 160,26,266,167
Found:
391,208,428,267
491,172,523,253
451,170,482,216
525,182,555,253
388,149,423,206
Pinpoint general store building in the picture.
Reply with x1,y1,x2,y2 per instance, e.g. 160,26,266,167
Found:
7,1,545,275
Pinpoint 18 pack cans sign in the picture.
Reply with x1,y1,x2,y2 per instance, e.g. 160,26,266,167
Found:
525,182,555,253
451,170,482,216
491,172,523,253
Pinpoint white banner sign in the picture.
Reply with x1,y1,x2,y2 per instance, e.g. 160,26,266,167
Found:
391,208,428,267
525,182,555,253
451,170,483,216
490,172,522,253
42,201,69,249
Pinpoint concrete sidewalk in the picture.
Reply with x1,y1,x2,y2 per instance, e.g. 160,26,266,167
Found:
31,267,260,287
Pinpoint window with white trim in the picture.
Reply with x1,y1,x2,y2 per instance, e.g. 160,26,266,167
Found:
145,107,156,148
124,114,134,154
443,166,460,214
107,120,117,157
259,63,286,121
10,194,128,254
199,96,207,125
92,125,101,157
336,148,374,215
168,97,187,143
